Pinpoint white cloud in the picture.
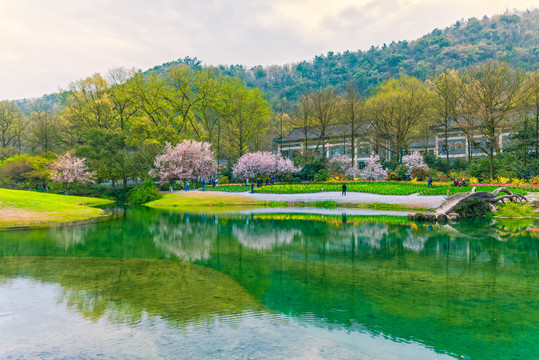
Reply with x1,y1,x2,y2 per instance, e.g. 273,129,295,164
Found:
0,0,537,100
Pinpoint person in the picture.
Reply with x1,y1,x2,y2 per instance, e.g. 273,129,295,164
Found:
202,179,206,191
266,178,269,185
246,178,249,186
186,180,190,192
215,178,219,187
211,178,215,187
342,183,347,196
454,178,459,187
460,178,466,187
251,182,254,193
428,177,433,189
270,176,274,185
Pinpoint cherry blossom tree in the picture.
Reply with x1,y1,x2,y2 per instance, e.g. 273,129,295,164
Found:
149,140,217,191
233,151,300,180
329,154,360,178
359,155,388,181
49,152,96,194
402,152,429,175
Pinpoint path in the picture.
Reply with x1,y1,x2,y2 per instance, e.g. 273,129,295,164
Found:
209,191,446,209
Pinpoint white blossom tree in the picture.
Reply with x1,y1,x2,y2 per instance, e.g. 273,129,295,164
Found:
49,152,96,194
402,152,429,175
149,140,217,191
359,155,388,181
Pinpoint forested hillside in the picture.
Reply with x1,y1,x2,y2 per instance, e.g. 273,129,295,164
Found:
13,10,538,111
151,9,538,104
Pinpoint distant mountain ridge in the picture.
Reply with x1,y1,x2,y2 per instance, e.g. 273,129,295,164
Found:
14,9,539,112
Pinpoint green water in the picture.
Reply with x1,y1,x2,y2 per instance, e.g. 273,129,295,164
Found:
0,207,537,359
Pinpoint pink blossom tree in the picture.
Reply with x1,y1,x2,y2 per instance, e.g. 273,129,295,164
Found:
329,154,360,178
233,152,300,180
48,152,96,194
402,152,429,175
149,140,217,191
359,155,388,181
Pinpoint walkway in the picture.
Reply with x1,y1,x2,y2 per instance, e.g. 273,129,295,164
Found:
211,191,446,209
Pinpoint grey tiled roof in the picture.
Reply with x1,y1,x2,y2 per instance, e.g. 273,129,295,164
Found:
277,123,371,142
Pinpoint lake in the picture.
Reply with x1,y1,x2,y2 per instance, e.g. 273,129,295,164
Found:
1,206,537,359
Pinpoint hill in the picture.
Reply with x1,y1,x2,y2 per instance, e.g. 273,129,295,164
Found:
149,9,539,104
13,9,539,112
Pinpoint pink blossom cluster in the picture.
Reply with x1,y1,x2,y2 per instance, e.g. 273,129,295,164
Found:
359,155,388,181
233,152,301,179
49,152,96,185
149,140,218,184
329,154,360,178
402,152,429,175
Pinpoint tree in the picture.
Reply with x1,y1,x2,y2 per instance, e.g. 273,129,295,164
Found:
221,78,272,159
359,155,388,181
368,75,430,161
0,101,24,155
49,152,96,194
27,109,61,154
429,69,460,170
149,140,217,190
232,151,300,179
342,81,368,164
289,94,313,153
309,87,339,158
459,61,523,179
402,152,430,175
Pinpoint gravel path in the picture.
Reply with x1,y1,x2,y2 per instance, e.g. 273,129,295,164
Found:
210,191,446,209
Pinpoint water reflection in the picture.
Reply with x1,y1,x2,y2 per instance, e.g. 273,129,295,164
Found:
0,208,538,360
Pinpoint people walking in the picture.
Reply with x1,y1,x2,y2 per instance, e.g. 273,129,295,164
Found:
342,183,347,196
428,177,433,189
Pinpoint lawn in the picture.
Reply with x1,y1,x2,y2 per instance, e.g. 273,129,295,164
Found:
146,192,265,209
0,188,113,228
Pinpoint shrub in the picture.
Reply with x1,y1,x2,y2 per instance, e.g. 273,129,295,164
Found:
411,167,429,181
128,179,162,205
314,169,331,182
219,176,230,184
454,198,492,218
388,165,409,181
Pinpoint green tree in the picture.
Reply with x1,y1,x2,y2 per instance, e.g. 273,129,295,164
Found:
368,75,430,161
459,61,523,179
429,69,461,170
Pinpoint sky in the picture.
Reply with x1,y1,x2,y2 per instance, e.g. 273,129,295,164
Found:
0,0,537,100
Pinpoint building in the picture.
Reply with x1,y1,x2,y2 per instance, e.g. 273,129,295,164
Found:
275,122,513,167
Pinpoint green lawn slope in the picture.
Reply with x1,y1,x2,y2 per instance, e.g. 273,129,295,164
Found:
0,189,113,228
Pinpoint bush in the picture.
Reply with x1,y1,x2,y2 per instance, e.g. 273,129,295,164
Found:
298,158,326,181
454,197,492,218
411,167,429,181
279,173,295,183
314,169,331,182
387,164,409,181
219,176,230,184
128,180,162,205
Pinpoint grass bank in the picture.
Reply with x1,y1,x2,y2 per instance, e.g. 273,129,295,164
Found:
0,188,113,228
145,192,431,213
146,192,266,211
